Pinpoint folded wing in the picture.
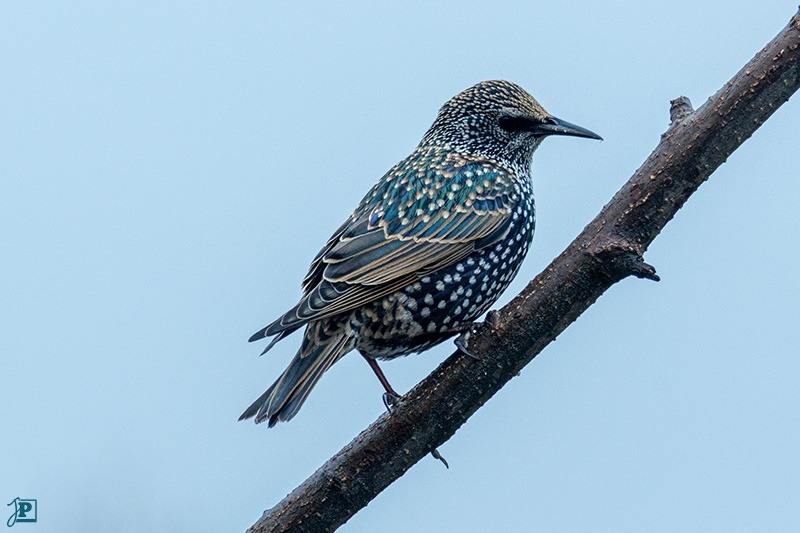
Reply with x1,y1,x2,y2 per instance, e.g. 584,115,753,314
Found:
249,159,520,345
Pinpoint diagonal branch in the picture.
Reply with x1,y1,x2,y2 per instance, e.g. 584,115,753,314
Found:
250,9,800,532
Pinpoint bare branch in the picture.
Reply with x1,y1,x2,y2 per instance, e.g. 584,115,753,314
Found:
249,9,800,533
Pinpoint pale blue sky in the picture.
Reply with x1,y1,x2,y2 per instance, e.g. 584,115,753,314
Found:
2,2,798,531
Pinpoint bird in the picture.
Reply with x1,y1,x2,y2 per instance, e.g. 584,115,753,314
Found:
241,80,601,426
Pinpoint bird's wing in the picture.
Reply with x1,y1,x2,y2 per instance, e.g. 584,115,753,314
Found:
252,158,521,341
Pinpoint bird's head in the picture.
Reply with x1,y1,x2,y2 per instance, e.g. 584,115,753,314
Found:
421,80,602,167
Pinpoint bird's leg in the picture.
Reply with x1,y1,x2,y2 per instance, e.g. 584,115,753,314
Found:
361,354,449,469
451,311,500,360
363,355,402,402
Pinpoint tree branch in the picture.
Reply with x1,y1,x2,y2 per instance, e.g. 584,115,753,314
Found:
250,9,800,532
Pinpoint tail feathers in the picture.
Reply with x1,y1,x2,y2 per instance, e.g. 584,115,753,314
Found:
259,330,288,355
248,302,308,345
249,323,301,356
238,382,277,422
239,321,355,426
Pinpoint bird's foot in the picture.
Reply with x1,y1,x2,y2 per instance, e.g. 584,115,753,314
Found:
486,310,500,329
454,332,479,359
382,391,402,412
430,448,449,469
381,392,448,469
453,311,500,360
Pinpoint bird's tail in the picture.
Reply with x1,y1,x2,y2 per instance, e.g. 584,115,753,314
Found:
239,318,355,426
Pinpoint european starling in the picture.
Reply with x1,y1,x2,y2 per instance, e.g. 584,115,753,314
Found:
242,80,601,426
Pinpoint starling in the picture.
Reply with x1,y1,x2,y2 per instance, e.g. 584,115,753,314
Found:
242,80,601,426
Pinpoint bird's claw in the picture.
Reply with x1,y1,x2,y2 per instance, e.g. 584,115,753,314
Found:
454,331,480,359
486,310,500,329
430,447,449,469
381,392,448,468
382,391,402,412
453,312,502,359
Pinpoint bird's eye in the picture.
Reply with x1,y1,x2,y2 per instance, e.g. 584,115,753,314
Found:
498,115,535,133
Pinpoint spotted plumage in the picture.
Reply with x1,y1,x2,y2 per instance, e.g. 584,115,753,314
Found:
242,80,601,426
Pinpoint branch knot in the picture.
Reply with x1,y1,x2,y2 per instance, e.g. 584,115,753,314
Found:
591,243,660,282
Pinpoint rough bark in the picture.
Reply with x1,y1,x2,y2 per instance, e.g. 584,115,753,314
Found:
249,9,800,532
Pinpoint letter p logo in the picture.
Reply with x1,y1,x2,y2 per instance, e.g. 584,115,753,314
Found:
16,501,32,518
6,498,37,527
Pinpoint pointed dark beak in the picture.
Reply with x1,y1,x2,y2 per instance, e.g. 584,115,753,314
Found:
533,116,602,140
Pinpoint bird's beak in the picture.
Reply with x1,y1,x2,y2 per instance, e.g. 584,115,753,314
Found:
533,116,602,140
